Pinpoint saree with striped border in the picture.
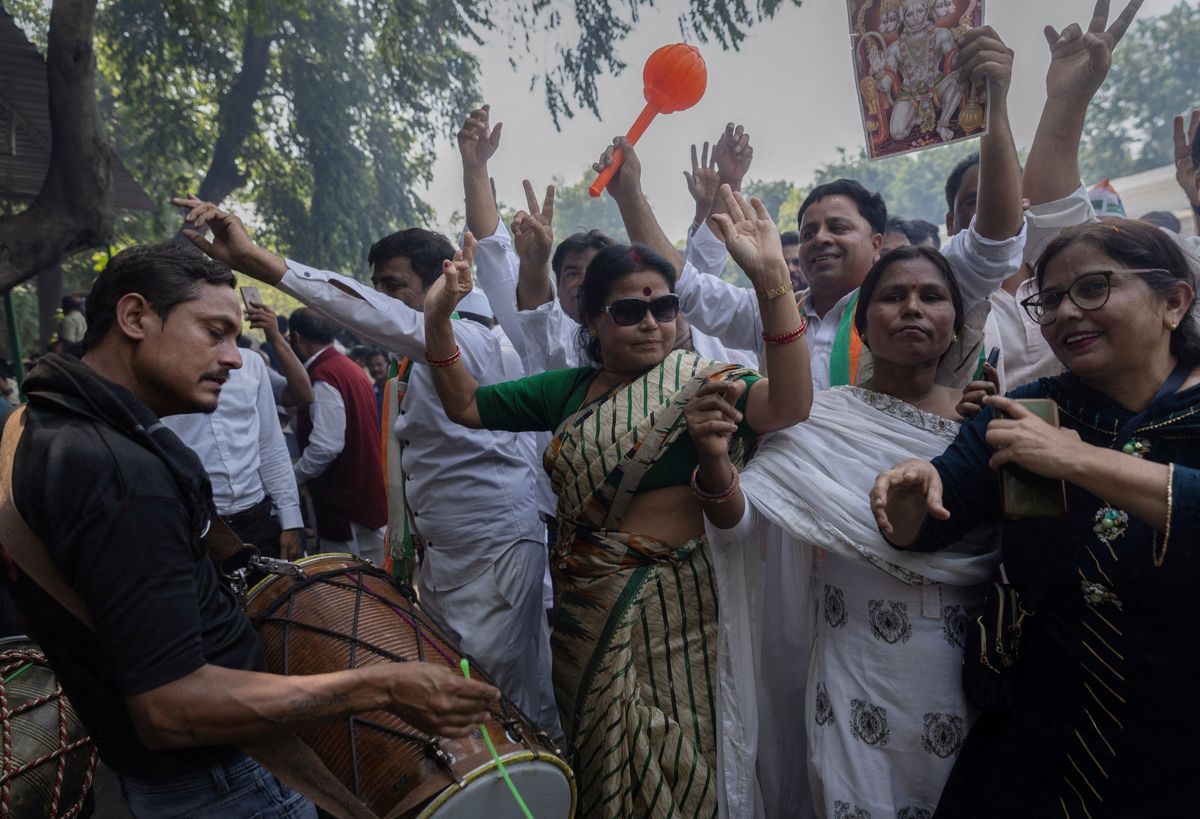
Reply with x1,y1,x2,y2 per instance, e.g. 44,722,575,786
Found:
545,350,754,819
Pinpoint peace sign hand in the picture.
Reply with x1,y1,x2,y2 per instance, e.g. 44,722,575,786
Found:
1174,110,1200,205
1043,0,1144,102
684,142,720,216
425,233,478,321
511,180,555,268
711,123,753,191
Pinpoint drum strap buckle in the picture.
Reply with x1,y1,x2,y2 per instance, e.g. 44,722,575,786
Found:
221,547,306,600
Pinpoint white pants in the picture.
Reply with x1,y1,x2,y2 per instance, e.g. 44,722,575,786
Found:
417,540,561,739
319,521,386,567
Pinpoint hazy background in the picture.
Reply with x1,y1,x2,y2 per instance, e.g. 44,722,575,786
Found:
419,0,1186,236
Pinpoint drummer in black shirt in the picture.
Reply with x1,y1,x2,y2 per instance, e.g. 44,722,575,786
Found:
0,243,497,818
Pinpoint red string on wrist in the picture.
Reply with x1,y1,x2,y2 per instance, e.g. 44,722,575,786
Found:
426,346,462,367
762,317,807,346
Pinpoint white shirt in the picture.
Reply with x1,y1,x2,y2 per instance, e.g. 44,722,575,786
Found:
162,352,303,529
677,220,1028,390
278,261,546,591
293,348,347,484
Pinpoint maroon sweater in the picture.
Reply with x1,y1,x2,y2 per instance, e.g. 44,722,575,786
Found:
297,346,387,541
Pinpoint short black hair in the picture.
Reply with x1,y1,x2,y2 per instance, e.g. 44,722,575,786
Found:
367,228,456,288
577,244,676,367
288,308,337,345
347,345,373,365
552,230,614,284
780,230,801,247
904,219,942,247
1140,211,1182,233
854,245,966,344
82,243,236,351
945,152,981,214
797,179,888,236
885,216,910,237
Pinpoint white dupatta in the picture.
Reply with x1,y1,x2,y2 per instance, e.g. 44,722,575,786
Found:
709,387,1000,819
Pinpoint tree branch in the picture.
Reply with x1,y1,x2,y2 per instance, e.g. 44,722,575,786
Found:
0,0,115,293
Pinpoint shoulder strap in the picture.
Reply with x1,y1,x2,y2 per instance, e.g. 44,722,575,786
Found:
0,407,95,629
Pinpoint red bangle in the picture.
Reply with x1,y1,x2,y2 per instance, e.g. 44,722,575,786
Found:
690,464,740,504
426,347,461,367
762,317,807,345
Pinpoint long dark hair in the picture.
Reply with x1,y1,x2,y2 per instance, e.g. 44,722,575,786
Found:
1035,219,1200,366
576,243,676,367
853,245,966,349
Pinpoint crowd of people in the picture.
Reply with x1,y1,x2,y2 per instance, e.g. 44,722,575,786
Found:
2,0,1200,816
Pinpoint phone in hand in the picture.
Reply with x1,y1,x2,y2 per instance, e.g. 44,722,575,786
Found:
997,398,1068,519
240,286,263,310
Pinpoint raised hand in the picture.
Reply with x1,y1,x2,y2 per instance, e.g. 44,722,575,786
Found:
511,180,555,267
244,301,283,342
955,26,1015,105
711,123,753,191
1043,0,1143,102
685,381,746,460
424,233,477,321
1174,110,1200,205
710,184,787,290
956,361,999,418
456,105,502,169
593,137,643,202
684,141,720,220
172,195,285,283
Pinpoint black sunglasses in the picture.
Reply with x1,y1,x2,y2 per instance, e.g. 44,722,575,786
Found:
602,294,681,327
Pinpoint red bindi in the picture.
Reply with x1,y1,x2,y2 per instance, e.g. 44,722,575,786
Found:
911,284,919,291
643,287,652,296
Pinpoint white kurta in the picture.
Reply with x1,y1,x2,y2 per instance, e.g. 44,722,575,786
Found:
708,388,1000,819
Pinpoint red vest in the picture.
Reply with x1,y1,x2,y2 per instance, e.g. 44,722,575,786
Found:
297,346,387,541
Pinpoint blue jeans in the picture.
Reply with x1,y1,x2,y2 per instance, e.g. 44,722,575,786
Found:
119,754,317,819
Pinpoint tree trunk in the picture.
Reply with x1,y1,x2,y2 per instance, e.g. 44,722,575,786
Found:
37,265,62,347
173,17,273,245
0,0,115,293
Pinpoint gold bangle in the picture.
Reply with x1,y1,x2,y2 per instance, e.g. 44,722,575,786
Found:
1155,462,1174,567
757,283,793,301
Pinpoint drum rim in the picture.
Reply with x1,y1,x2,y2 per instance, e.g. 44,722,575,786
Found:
243,551,366,606
416,750,577,819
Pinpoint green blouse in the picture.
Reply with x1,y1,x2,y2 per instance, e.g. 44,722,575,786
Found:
475,366,760,492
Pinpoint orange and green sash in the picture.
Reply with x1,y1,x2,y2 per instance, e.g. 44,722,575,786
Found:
828,291,864,387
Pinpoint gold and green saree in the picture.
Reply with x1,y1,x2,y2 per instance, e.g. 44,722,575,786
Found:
546,350,753,819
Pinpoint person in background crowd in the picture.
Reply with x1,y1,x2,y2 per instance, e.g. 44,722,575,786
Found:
781,229,806,291
1141,210,1182,233
287,308,388,564
882,216,913,253
366,348,390,420
904,218,942,248
59,295,87,345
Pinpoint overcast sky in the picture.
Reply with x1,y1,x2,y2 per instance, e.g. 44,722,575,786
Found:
419,0,1185,237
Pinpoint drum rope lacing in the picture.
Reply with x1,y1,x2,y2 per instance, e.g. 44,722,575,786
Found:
248,565,566,798
0,649,97,819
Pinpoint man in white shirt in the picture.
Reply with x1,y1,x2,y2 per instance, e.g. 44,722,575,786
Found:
162,348,305,560
615,26,1025,391
172,199,561,738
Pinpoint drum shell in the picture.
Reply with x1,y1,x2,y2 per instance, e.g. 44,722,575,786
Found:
244,555,572,818
0,636,96,819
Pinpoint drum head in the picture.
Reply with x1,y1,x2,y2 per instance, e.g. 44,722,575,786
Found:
420,754,574,819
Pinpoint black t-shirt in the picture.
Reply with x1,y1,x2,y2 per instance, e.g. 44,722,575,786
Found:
7,396,267,779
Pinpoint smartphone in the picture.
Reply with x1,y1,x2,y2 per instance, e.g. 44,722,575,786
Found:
998,398,1068,519
986,347,1000,370
240,286,263,310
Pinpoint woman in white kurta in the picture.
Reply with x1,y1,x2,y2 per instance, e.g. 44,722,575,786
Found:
685,246,1000,819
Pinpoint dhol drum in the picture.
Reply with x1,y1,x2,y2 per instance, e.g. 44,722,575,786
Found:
243,554,575,819
0,636,97,819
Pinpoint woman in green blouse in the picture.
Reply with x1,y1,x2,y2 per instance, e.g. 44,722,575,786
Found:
423,186,811,818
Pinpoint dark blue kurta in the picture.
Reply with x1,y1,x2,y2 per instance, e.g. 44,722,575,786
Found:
911,373,1200,817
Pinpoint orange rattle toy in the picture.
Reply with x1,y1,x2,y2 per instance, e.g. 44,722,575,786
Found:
589,43,708,197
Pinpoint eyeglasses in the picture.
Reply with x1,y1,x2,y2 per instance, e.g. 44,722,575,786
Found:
602,294,681,327
1020,269,1169,325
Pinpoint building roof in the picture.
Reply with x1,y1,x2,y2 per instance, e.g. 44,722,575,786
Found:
0,8,153,211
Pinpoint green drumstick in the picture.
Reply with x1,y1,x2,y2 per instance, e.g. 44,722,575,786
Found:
460,657,534,819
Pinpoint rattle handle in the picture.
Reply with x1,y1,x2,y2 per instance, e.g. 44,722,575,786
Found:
589,103,659,197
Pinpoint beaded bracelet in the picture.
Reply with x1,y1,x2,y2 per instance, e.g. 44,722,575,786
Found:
762,317,808,346
426,347,462,367
690,464,740,504
757,283,793,301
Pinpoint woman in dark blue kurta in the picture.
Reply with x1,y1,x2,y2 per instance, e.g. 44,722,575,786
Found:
872,219,1200,816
